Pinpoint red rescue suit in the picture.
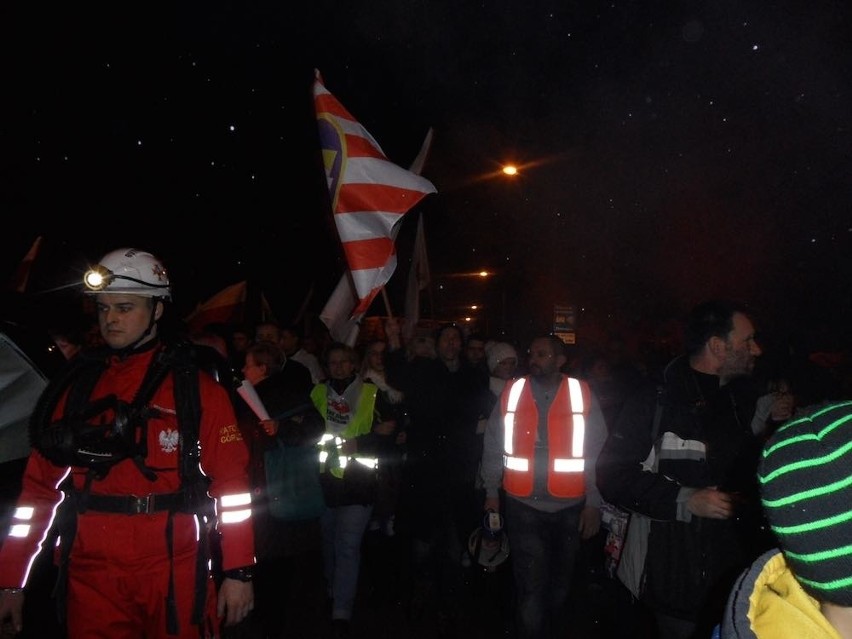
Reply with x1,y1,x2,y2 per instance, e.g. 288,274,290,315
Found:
0,345,255,638
500,375,591,499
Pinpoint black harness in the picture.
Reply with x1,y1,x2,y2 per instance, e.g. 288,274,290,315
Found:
30,342,214,634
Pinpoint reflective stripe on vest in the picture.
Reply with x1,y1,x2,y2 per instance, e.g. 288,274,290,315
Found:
313,384,380,478
501,376,589,498
317,433,379,472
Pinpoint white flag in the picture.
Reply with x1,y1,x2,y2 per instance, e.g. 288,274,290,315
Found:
319,274,363,346
403,214,431,341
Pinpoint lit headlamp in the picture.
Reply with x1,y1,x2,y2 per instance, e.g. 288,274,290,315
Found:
83,264,112,291
82,264,170,293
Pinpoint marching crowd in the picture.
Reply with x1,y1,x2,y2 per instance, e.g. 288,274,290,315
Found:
1,247,851,639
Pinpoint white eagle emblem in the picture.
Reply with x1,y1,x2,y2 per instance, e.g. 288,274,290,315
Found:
159,429,179,454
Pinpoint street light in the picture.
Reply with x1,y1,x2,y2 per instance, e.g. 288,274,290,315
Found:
434,270,498,332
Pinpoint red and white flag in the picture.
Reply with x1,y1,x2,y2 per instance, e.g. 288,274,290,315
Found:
314,70,436,319
184,280,247,333
7,236,43,293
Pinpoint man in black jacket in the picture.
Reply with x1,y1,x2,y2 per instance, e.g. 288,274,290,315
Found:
597,300,772,639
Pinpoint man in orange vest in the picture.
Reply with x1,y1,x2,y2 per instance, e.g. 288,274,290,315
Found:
481,334,607,639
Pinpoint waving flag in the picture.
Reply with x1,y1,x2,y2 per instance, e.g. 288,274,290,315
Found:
314,69,436,317
7,236,43,293
319,273,362,346
184,281,247,333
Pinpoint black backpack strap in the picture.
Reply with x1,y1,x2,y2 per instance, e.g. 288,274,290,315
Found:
164,511,180,635
167,344,212,626
51,474,80,625
29,351,107,457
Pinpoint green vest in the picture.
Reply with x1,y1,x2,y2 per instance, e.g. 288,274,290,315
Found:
311,380,378,478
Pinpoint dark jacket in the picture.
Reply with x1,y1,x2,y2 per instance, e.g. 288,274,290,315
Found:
597,355,770,623
389,355,488,487
236,372,324,560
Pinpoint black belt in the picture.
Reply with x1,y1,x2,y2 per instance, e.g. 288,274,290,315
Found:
80,492,186,515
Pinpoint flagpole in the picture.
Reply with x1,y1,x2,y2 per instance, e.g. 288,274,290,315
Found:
381,287,394,320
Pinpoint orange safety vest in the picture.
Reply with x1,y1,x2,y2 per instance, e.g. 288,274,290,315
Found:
500,375,591,498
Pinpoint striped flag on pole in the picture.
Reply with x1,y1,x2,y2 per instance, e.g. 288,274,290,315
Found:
313,69,436,318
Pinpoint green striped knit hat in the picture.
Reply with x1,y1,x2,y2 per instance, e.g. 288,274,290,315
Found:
759,400,852,605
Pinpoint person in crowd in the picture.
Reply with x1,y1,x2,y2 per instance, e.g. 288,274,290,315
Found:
236,340,325,638
360,338,406,538
0,247,255,638
358,337,409,609
749,373,798,440
722,400,852,638
404,326,437,362
477,341,519,489
581,351,631,433
311,342,396,639
254,320,313,397
485,341,519,407
481,334,606,639
596,299,775,639
47,323,86,361
385,320,490,628
464,332,490,382
254,320,281,346
280,323,326,384
228,325,253,372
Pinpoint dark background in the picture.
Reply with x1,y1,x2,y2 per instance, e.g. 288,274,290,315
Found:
2,1,850,352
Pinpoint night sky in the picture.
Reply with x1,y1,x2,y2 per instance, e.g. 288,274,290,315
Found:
2,1,850,351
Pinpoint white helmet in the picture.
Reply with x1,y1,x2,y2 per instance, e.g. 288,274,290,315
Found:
83,248,171,300
468,511,510,571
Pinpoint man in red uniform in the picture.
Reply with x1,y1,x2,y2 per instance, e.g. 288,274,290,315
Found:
0,248,256,638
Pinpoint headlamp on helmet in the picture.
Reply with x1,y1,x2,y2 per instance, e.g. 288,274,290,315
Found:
83,264,111,291
83,248,171,300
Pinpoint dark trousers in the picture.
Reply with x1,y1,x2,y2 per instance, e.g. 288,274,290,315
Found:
504,497,582,639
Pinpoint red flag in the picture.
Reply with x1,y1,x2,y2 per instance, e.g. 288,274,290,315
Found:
7,236,43,293
313,70,436,317
184,281,247,333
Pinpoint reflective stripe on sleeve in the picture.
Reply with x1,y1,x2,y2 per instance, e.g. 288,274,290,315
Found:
218,492,252,525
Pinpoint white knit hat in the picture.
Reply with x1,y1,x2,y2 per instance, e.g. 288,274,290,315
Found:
486,342,518,373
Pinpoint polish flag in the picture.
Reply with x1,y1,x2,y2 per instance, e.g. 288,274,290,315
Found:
184,281,247,332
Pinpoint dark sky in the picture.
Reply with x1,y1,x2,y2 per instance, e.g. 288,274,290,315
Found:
2,1,850,349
